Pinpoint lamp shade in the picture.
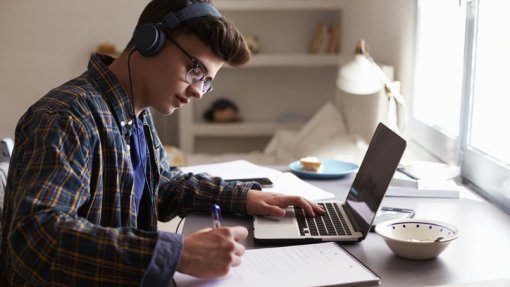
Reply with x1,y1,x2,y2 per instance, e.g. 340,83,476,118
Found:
336,40,407,134
337,54,382,95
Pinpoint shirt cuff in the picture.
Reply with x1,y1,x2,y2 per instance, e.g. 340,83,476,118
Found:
249,182,262,191
223,180,262,214
140,232,183,286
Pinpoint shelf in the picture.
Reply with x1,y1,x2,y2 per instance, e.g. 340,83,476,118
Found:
192,122,304,137
215,0,345,11
178,2,343,153
226,53,344,68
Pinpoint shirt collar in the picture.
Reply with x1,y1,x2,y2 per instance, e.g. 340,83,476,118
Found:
87,53,141,131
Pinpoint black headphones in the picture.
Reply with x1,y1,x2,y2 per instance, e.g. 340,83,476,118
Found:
134,2,222,57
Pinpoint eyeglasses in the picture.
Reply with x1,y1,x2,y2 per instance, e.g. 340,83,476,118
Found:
167,36,213,94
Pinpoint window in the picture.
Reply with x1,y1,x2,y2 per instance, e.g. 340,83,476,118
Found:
413,0,466,139
469,0,510,165
413,0,510,211
412,0,467,162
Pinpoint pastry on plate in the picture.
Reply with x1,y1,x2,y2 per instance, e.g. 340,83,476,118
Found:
299,156,323,172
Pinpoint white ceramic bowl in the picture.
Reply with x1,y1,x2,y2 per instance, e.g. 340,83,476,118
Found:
375,218,460,260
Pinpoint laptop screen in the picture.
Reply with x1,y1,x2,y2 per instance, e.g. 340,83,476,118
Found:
345,123,406,236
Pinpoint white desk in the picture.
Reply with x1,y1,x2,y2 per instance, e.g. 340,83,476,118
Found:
180,172,510,286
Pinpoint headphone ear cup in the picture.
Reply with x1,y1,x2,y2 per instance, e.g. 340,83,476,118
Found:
134,23,166,57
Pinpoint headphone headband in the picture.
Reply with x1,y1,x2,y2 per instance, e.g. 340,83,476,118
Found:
163,3,222,30
134,2,222,57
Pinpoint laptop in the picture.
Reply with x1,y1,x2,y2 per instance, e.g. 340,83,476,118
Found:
253,122,406,243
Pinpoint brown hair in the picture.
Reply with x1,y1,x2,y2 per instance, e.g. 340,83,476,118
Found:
126,0,250,66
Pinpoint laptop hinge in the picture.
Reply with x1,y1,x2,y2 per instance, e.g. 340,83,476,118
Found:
344,204,362,234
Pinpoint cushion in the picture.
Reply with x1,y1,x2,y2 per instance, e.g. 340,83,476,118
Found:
291,101,347,156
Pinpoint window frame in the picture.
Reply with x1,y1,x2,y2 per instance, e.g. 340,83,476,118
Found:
460,0,510,211
412,0,510,212
410,0,466,165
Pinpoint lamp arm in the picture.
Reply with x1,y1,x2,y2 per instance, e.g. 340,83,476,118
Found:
387,85,407,133
364,54,407,133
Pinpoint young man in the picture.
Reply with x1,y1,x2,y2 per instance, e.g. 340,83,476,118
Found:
0,0,324,286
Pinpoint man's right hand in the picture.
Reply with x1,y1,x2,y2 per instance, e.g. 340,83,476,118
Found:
177,226,248,278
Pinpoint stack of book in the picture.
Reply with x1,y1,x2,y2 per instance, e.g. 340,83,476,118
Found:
309,22,341,54
387,161,462,198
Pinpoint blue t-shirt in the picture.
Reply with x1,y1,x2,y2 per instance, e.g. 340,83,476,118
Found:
130,117,147,213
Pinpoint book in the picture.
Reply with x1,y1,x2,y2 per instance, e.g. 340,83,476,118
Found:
386,161,461,198
326,23,341,54
309,23,329,54
309,23,341,54
395,161,461,182
174,242,380,287
386,179,460,198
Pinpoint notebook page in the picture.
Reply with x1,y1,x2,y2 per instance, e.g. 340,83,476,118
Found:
174,242,379,287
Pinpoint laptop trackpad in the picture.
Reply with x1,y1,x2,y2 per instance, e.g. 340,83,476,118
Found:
261,207,295,223
258,214,294,224
254,213,298,239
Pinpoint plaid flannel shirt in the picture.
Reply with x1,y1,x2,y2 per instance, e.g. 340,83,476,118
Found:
0,54,253,286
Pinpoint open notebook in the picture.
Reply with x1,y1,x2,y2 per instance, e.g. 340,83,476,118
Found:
174,242,380,287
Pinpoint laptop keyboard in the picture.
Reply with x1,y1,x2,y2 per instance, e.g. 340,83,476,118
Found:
294,202,352,237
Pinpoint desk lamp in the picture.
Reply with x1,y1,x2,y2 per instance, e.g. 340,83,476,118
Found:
337,40,407,134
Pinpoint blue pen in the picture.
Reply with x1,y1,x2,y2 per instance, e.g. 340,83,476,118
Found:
211,203,222,228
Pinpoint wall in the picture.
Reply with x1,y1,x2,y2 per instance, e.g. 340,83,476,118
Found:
0,0,415,146
0,0,148,139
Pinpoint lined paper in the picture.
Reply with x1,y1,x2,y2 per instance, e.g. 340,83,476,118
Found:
174,242,380,287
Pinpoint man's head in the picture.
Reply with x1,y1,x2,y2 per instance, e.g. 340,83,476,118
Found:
115,0,251,115
126,0,250,67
